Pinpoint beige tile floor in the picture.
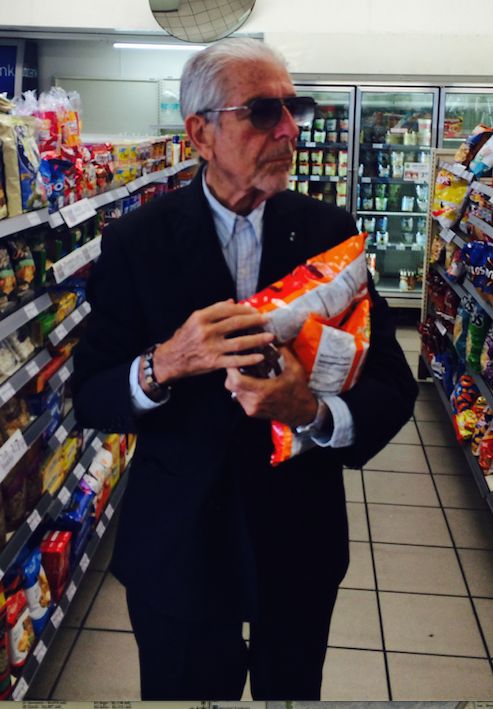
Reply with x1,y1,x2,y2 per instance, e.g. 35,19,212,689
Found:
25,326,493,701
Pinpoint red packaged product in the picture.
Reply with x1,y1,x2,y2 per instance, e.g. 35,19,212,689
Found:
4,573,35,676
40,530,72,602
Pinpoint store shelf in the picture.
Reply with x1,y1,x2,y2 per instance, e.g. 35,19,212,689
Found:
126,158,198,193
289,175,345,183
438,160,474,182
421,354,493,504
89,186,130,209
48,301,91,347
47,357,74,392
52,236,102,284
0,349,52,408
360,176,428,185
23,408,53,448
0,209,50,240
11,466,129,701
0,293,52,345
438,226,466,249
368,243,424,252
46,409,76,452
468,214,493,240
360,143,431,151
297,141,348,149
358,210,426,217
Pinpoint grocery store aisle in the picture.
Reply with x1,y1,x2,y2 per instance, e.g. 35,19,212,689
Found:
26,326,493,701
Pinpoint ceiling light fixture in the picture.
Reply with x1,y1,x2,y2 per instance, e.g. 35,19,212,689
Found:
113,42,206,50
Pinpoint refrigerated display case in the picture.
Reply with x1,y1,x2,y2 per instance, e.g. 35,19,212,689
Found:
353,87,439,306
439,87,493,150
291,86,355,210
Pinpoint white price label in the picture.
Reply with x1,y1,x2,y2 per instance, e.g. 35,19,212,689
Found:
85,236,102,261
361,177,371,183
51,605,64,628
25,359,40,378
412,243,422,251
27,211,42,226
48,211,64,229
0,430,28,478
58,365,70,384
12,678,28,701
440,228,455,244
24,301,38,319
377,245,386,251
116,187,129,199
74,463,85,480
55,323,68,341
435,319,448,336
106,503,114,521
373,143,384,149
305,142,316,148
80,553,90,572
0,382,15,404
396,243,405,251
66,580,77,601
71,309,83,325
81,301,91,316
58,486,71,505
60,198,97,228
96,520,106,538
27,509,42,531
52,261,67,283
55,426,67,444
34,640,47,663
310,175,320,182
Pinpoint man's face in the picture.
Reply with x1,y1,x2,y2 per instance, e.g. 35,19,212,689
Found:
205,59,300,203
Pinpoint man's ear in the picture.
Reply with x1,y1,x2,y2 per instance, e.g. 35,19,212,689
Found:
185,114,216,162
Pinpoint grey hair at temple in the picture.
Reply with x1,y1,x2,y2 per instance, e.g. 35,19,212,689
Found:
179,37,287,123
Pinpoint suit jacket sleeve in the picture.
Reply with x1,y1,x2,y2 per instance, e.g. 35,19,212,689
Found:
72,222,144,433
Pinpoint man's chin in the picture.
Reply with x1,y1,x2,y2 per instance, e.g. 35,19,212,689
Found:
256,171,290,197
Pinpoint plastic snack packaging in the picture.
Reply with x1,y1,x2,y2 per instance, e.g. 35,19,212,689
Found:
453,296,474,362
431,167,469,229
479,422,493,475
7,237,36,299
466,303,490,372
270,298,371,466
18,547,53,636
0,246,17,316
0,115,45,217
0,149,7,220
455,124,493,168
450,374,480,414
40,530,72,602
471,405,493,456
3,570,35,675
0,585,11,698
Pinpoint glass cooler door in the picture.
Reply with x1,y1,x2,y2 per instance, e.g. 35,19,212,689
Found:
291,86,355,210
439,87,493,149
353,86,439,305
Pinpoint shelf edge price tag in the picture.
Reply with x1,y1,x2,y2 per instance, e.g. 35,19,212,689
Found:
55,323,68,342
12,678,29,701
435,319,447,336
440,228,455,244
106,503,114,521
96,520,106,538
51,605,64,628
80,553,90,572
73,463,85,480
48,211,64,229
66,580,77,602
25,359,40,378
396,243,405,251
58,486,71,506
0,430,28,478
34,640,47,663
0,382,15,405
60,198,97,228
72,309,83,325
26,211,42,226
27,508,42,531
24,301,38,319
58,365,70,384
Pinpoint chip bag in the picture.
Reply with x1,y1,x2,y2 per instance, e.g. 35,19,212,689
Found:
431,167,469,229
270,298,371,466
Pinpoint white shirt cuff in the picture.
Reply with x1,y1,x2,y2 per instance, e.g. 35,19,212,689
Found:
312,395,355,449
129,355,170,414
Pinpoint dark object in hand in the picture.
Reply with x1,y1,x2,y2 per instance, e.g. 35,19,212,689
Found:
229,327,282,379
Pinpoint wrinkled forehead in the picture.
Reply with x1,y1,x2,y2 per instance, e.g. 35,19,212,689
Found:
222,58,294,105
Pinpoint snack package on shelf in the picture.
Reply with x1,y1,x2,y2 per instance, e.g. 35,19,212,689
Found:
0,396,31,439
3,569,35,676
455,124,493,170
7,329,35,363
103,434,121,489
450,374,480,415
84,447,113,520
0,245,16,317
0,586,11,699
40,530,72,602
0,150,7,221
0,340,20,383
54,485,95,566
471,405,493,455
454,395,487,443
6,237,36,300
431,166,470,229
466,302,490,372
461,240,493,306
2,464,27,533
18,546,53,637
453,295,475,362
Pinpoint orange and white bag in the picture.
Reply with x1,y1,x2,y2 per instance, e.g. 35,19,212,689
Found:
270,297,371,466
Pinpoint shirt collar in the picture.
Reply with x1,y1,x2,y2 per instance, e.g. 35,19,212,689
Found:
202,169,265,248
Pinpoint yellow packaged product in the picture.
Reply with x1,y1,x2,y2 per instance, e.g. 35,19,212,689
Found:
103,434,121,488
39,446,65,494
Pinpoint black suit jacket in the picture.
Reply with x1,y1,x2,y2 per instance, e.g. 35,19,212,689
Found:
73,170,418,622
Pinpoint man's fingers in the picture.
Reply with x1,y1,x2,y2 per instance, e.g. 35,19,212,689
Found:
224,331,274,353
215,312,269,335
198,300,259,324
221,352,267,370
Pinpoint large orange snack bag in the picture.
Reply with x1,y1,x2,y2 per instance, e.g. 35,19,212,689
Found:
271,297,371,466
243,233,368,344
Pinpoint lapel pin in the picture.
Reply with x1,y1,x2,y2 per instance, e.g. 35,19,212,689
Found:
289,231,296,242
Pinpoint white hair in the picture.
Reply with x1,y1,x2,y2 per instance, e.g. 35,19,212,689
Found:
179,38,287,122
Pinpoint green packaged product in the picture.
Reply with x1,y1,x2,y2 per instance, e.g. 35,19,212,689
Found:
466,303,490,372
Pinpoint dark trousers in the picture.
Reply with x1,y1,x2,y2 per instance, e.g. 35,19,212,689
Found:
126,587,338,700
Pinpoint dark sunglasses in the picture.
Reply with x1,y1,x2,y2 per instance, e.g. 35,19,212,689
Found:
197,96,316,131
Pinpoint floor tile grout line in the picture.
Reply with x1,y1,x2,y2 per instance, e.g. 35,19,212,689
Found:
49,558,112,699
327,643,492,662
353,497,487,513
339,584,493,601
415,415,493,674
360,467,393,701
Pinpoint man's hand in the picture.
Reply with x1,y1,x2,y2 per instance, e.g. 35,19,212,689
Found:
149,300,274,385
224,346,318,428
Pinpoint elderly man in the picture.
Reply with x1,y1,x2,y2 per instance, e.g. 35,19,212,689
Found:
73,38,417,700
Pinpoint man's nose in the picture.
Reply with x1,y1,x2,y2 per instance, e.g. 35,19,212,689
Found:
273,105,299,141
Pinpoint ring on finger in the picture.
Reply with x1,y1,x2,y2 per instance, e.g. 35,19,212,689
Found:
231,391,237,400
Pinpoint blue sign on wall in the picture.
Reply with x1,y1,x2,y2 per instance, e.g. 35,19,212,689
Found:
0,45,17,97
